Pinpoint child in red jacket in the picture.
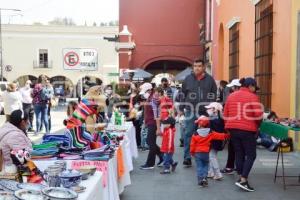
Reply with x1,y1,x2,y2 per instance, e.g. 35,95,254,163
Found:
190,116,230,187
160,117,178,174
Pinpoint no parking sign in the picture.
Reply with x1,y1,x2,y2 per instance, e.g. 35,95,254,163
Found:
63,48,98,70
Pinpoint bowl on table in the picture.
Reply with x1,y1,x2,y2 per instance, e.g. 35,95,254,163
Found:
78,166,96,176
42,187,78,200
59,170,82,188
14,189,47,200
0,191,15,200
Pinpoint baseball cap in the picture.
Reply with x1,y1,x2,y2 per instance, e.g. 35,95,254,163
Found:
194,115,210,127
161,117,176,126
243,77,260,90
226,79,241,88
139,82,153,95
205,102,223,112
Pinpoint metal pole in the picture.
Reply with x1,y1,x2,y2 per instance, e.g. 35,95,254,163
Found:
0,8,3,81
0,8,21,82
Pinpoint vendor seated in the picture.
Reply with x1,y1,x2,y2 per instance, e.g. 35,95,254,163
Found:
0,110,33,174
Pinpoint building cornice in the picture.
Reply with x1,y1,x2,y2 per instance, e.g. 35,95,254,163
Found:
226,17,241,29
251,0,261,5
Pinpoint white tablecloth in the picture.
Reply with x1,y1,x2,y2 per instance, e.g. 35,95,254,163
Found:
34,123,137,200
79,171,103,200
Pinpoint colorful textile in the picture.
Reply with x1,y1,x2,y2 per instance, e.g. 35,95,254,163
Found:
65,127,92,148
67,98,97,129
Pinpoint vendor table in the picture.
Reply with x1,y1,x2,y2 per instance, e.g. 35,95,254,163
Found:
260,121,300,189
79,171,103,200
34,122,138,200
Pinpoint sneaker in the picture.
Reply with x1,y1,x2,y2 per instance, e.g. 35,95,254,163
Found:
221,168,234,175
202,178,208,187
198,181,205,187
235,181,255,192
157,159,164,167
213,175,224,181
207,173,214,179
171,162,178,172
160,169,171,174
183,159,192,167
140,164,154,170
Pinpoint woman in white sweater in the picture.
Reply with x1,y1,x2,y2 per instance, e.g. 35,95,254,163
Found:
3,83,23,121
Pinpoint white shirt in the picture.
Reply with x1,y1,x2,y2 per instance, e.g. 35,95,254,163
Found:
3,91,23,115
19,86,33,104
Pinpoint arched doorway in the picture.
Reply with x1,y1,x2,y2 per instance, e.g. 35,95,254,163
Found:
50,76,74,98
15,75,38,87
76,76,103,98
144,60,192,77
217,24,225,80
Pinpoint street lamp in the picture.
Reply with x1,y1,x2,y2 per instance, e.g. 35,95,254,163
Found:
0,8,22,82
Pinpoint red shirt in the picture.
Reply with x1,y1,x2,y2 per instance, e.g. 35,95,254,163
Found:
160,96,173,120
190,131,229,153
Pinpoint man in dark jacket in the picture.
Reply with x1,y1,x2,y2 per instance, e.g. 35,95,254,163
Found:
181,59,217,166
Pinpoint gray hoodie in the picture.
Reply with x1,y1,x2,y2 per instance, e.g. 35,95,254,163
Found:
0,123,32,166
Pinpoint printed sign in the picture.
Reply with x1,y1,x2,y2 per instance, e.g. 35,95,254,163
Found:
71,160,108,187
63,48,98,70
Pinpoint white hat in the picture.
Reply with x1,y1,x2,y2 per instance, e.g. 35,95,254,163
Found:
205,102,223,112
139,82,153,95
227,79,241,87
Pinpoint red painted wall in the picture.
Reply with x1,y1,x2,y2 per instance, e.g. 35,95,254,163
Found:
119,0,205,69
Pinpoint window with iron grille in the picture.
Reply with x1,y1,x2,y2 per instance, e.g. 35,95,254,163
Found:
39,49,48,68
229,23,239,80
255,0,273,111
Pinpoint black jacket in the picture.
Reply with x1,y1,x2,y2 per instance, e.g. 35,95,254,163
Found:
180,72,217,115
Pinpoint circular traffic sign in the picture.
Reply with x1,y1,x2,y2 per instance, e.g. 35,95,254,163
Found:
5,65,12,72
64,51,80,66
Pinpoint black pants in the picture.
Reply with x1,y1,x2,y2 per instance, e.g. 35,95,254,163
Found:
225,138,235,169
133,119,141,147
23,103,34,129
230,129,257,178
145,124,162,166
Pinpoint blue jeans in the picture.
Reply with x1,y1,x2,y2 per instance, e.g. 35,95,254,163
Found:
184,110,197,160
163,153,174,170
194,152,209,179
34,104,49,134
141,122,149,148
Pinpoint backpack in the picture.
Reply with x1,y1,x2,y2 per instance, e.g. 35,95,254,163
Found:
41,88,51,101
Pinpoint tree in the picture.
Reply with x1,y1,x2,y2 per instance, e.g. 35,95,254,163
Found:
48,17,76,26
100,22,107,26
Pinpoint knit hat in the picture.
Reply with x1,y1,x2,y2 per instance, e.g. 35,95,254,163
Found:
195,115,210,128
